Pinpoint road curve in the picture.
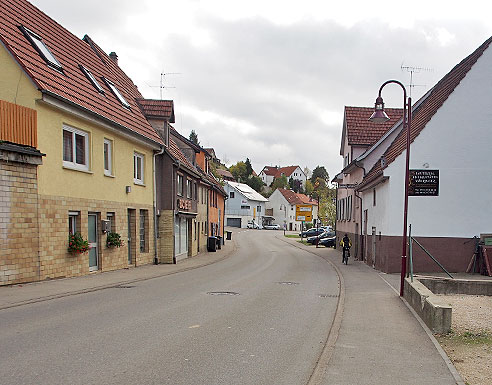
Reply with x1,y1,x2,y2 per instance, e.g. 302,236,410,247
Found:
0,229,340,385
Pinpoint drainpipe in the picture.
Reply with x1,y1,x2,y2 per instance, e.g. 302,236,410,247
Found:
353,160,366,261
153,146,165,264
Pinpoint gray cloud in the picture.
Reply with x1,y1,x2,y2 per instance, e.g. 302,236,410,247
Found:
28,1,492,178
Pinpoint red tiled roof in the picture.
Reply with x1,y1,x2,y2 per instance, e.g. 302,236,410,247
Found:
136,99,175,122
344,106,403,147
0,0,163,145
278,188,318,206
359,35,492,190
262,165,300,178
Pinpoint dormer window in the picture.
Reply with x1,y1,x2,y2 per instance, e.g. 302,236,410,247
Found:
103,78,130,108
20,26,62,71
80,65,104,94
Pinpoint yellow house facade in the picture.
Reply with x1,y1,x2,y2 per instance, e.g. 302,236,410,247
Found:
0,0,163,283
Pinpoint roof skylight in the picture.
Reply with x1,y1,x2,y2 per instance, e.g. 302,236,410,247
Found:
79,65,104,94
20,26,62,71
103,78,130,108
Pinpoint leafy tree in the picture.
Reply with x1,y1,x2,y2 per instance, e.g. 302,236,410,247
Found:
317,187,336,227
246,175,264,193
305,180,314,196
289,176,294,190
310,166,329,185
229,161,247,182
189,130,200,145
271,175,288,191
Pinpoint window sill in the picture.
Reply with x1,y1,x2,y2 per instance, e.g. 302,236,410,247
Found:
134,181,146,187
104,173,115,178
63,165,93,174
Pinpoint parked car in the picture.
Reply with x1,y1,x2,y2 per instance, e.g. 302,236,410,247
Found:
319,233,337,247
264,224,281,230
299,228,324,238
247,221,262,229
307,231,335,244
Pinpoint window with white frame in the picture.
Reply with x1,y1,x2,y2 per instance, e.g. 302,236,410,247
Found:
187,179,192,199
177,174,184,196
104,139,113,176
68,211,79,234
230,191,235,199
63,126,89,171
134,152,144,184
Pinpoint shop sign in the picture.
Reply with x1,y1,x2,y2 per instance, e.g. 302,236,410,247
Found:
295,204,312,221
409,169,439,196
177,198,192,210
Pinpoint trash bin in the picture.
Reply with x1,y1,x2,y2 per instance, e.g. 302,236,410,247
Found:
216,236,222,249
207,236,217,252
226,231,232,240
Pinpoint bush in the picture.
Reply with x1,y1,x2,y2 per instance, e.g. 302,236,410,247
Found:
106,232,124,248
68,232,89,254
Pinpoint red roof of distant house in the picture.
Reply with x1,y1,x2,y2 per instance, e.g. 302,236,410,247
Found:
216,169,235,180
358,35,492,190
261,165,301,179
278,188,318,206
0,0,162,145
344,106,403,147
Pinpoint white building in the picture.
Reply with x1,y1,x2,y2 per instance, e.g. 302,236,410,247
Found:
267,188,318,231
224,181,268,228
353,36,492,273
259,165,307,190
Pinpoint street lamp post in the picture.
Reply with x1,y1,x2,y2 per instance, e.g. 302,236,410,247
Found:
369,80,412,297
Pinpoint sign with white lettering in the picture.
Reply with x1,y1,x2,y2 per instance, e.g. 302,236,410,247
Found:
409,170,439,196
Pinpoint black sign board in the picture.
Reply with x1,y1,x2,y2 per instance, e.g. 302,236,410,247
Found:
409,169,439,196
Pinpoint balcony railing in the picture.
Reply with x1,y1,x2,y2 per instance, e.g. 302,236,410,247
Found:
0,100,37,148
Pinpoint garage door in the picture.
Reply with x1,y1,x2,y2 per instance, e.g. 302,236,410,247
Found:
227,218,241,228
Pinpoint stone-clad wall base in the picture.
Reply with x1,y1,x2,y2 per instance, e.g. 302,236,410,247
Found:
0,160,40,285
37,195,155,281
157,210,174,264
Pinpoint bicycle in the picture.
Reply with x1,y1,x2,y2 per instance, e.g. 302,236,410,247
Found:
342,247,350,265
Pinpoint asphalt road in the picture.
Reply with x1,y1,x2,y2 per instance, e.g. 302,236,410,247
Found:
0,230,339,385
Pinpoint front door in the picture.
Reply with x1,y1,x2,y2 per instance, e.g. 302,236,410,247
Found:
127,209,136,265
88,214,98,271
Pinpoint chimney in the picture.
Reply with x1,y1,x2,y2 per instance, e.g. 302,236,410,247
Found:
109,52,118,65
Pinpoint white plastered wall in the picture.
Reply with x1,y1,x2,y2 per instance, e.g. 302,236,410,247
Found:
365,45,492,238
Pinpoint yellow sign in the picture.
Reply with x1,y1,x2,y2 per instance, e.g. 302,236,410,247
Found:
295,205,312,221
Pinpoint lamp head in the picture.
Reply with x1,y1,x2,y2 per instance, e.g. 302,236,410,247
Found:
369,96,390,123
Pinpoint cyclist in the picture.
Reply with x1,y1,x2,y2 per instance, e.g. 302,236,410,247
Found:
340,234,352,264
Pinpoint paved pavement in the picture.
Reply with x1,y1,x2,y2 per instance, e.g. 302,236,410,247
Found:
0,234,236,310
1,229,465,384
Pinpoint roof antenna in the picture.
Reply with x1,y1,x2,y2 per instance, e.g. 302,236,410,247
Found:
147,71,182,99
401,64,433,97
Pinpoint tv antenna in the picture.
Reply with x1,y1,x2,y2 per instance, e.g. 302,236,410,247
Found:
147,71,182,99
401,64,433,97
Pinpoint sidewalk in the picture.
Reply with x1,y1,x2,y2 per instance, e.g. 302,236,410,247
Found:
0,237,236,310
281,236,464,385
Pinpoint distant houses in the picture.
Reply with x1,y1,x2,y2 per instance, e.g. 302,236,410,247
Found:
224,181,268,228
266,189,318,231
259,165,307,190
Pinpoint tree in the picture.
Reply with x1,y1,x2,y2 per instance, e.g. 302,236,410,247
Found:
245,158,253,177
310,166,329,185
305,180,314,196
189,130,200,145
271,175,288,191
246,175,264,193
229,161,247,182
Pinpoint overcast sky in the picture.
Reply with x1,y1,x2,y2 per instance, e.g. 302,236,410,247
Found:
30,0,492,180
